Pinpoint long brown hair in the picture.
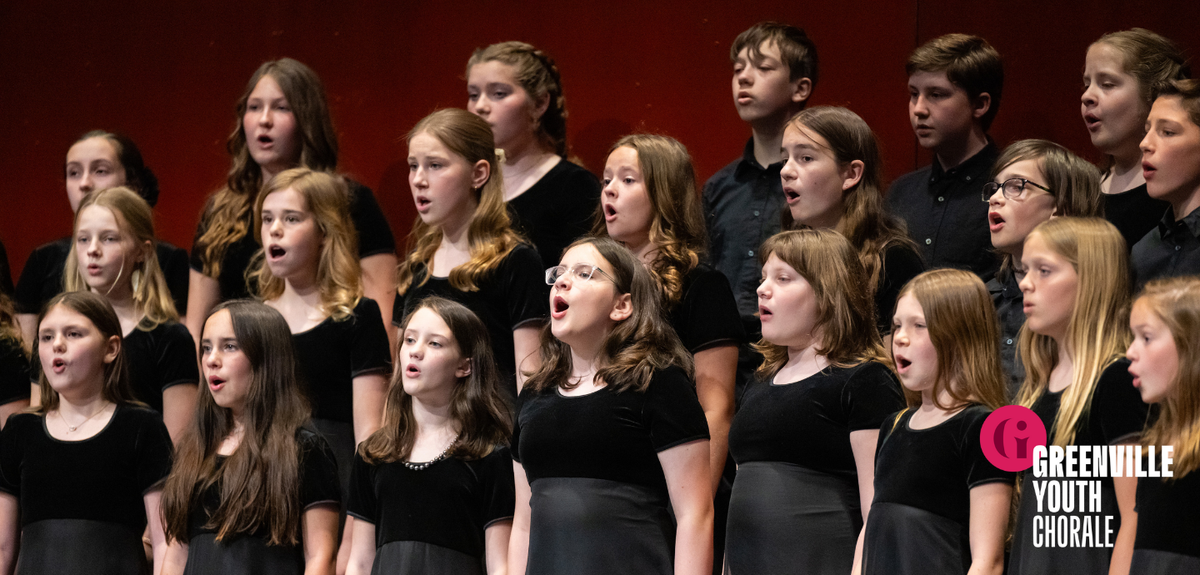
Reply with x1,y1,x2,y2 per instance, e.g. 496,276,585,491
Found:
161,300,311,545
753,229,886,380
896,269,1006,411
396,109,525,294
1135,277,1200,478
591,134,707,308
359,297,511,463
467,41,569,158
33,292,137,413
194,58,339,278
0,292,21,346
248,168,362,321
69,130,161,208
524,237,692,394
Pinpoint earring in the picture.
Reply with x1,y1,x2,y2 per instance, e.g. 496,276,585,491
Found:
131,269,142,293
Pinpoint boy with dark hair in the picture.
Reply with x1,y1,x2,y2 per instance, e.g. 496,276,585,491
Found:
887,33,1004,280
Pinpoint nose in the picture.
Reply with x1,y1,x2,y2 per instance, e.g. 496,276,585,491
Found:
602,178,616,197
86,236,101,257
79,171,94,192
1081,84,1097,107
50,332,67,353
474,95,490,115
912,95,929,118
756,280,769,299
780,159,797,182
988,186,1005,206
257,106,272,126
1140,131,1154,155
892,325,908,346
1018,271,1033,294
1126,340,1138,360
268,217,284,236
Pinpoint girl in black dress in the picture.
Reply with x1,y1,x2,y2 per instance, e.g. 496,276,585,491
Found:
1126,276,1200,573
346,297,514,575
0,291,173,574
1009,217,1149,575
725,229,905,575
188,58,397,346
860,269,1013,575
0,293,31,427
14,130,189,346
1081,29,1187,247
394,109,546,396
779,106,924,335
466,41,602,269
161,301,341,575
64,187,199,442
511,236,713,575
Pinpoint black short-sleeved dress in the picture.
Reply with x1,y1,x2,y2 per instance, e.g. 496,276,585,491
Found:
1009,359,1151,575
507,159,602,269
1103,183,1169,252
725,361,906,575
875,243,925,334
668,264,745,354
292,297,391,500
191,181,395,301
513,366,710,575
863,405,1014,574
182,428,341,575
1131,471,1200,573
393,244,548,400
348,446,515,574
13,236,190,316
0,406,173,575
0,337,31,406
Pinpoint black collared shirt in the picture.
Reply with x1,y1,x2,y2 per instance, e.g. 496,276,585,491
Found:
886,144,1000,281
1132,204,1200,290
987,269,1025,399
703,139,785,331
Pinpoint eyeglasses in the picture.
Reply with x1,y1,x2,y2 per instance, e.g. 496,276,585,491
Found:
982,178,1054,202
545,263,615,285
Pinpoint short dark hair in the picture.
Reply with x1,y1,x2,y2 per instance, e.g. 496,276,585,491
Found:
731,21,819,87
907,34,1004,131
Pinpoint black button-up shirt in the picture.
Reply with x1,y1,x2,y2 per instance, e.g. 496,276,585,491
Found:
1132,204,1200,290
988,269,1026,399
703,139,785,332
886,144,1000,281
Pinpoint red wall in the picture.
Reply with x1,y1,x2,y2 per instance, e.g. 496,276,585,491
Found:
2,0,1197,279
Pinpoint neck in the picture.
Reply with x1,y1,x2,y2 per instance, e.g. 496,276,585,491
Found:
279,267,322,303
628,238,658,265
775,338,827,382
802,208,843,231
1170,189,1200,222
1104,152,1146,195
57,385,108,415
568,344,603,385
750,118,788,168
103,287,142,333
501,132,550,166
1053,337,1074,369
919,385,959,413
438,203,476,253
935,128,988,171
412,394,459,436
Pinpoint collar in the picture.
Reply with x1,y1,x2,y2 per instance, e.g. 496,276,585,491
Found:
1158,204,1200,240
929,140,998,184
734,138,783,177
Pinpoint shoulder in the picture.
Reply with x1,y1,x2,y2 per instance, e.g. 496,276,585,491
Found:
646,366,696,396
842,360,897,382
350,297,382,318
551,160,600,185
501,244,544,268
25,238,70,265
2,412,40,435
886,167,933,196
881,242,924,272
118,404,166,423
1098,358,1134,386
702,158,744,196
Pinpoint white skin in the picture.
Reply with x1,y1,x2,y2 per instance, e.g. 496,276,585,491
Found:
908,70,991,169
163,309,340,575
346,308,510,575
779,122,864,229
864,293,1009,575
405,131,540,391
986,158,1057,261
187,75,398,357
467,60,559,199
1082,43,1149,194
73,205,198,443
757,254,878,573
732,41,812,167
0,305,168,574
1126,299,1179,405
601,146,736,493
1140,95,1200,220
510,244,713,575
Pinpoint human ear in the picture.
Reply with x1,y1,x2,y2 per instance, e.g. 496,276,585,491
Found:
455,358,472,378
103,335,121,364
841,160,865,191
972,93,992,120
792,77,813,104
472,159,491,190
609,293,633,322
532,92,551,122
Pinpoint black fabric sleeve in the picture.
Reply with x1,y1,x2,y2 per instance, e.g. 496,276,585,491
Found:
156,323,200,391
876,243,926,333
0,240,13,297
0,338,32,405
348,182,397,259
350,299,392,378
189,197,216,274
134,410,175,493
346,452,377,524
0,414,27,496
13,244,55,314
1093,359,1151,445
156,242,190,317
502,245,550,329
511,392,527,464
843,361,907,432
300,430,343,508
482,447,516,527
391,266,425,328
676,267,745,353
962,407,1016,488
642,368,710,451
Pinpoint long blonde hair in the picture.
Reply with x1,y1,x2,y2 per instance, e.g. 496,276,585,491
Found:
1136,277,1200,478
247,168,362,321
1016,218,1131,447
64,187,178,331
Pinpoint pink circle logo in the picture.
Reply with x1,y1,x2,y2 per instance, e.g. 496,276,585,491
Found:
980,405,1047,472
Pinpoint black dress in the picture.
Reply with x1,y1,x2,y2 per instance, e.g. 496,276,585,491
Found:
513,366,710,575
1131,471,1200,573
0,406,173,575
0,337,31,406
875,243,925,334
725,361,905,574
1102,183,1169,252
124,321,199,413
1009,359,1151,575
13,236,190,316
191,181,395,301
668,264,745,354
183,428,341,575
507,159,602,269
863,405,1014,574
292,297,391,501
393,244,548,402
348,447,515,574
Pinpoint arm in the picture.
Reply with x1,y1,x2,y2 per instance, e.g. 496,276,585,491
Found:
0,492,17,575
344,517,376,575
301,503,341,575
848,429,880,575
693,345,737,494
185,270,221,350
1108,474,1137,575
0,401,28,431
508,462,532,575
359,254,398,351
485,520,512,575
352,374,388,445
513,326,541,392
161,386,198,446
658,439,714,575
144,490,168,575
15,316,34,355
966,482,1012,575
161,540,189,575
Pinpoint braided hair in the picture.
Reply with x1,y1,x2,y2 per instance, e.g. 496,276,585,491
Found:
467,41,569,158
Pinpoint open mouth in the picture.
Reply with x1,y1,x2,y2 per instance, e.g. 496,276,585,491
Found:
405,363,421,377
258,135,273,145
783,188,800,202
1084,113,1101,129
1143,162,1156,178
208,376,226,390
268,245,286,259
758,305,772,319
416,196,432,210
604,203,617,220
551,296,569,319
988,212,1005,232
52,358,67,373
896,356,912,370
